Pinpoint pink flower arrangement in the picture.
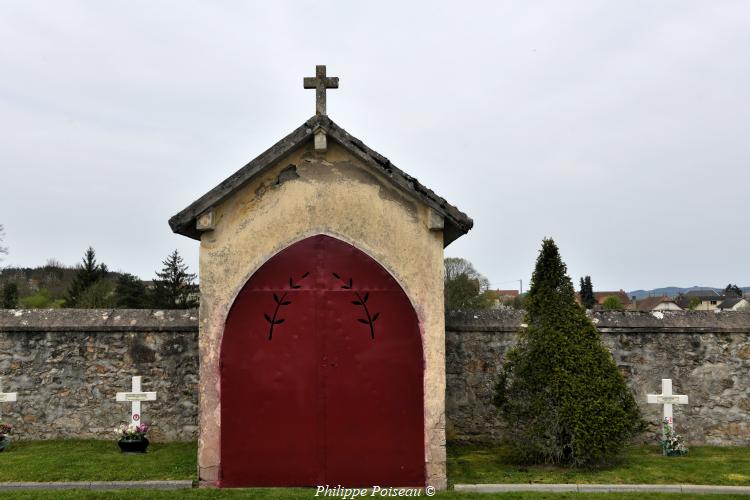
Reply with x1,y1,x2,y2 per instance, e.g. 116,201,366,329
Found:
114,422,149,441
0,422,11,439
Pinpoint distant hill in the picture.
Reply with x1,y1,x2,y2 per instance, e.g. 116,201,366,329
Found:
629,286,750,299
0,264,128,307
1,264,79,299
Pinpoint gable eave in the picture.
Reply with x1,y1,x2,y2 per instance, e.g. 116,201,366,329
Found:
168,117,317,239
323,119,473,246
169,115,473,246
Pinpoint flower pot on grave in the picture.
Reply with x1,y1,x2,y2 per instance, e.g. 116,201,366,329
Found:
0,436,11,452
118,437,149,453
661,440,688,457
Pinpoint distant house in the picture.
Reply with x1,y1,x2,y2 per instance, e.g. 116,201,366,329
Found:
717,297,750,311
492,289,520,308
634,295,682,312
594,290,632,308
575,289,632,309
676,290,724,311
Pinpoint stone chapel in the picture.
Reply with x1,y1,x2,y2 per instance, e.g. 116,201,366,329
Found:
169,66,472,489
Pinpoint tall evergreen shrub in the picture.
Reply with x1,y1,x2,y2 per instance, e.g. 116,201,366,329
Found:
2,283,18,308
150,250,197,309
66,247,108,307
580,276,596,309
494,239,643,466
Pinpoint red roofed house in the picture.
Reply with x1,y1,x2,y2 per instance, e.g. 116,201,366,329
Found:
593,290,632,307
493,289,520,307
634,295,682,312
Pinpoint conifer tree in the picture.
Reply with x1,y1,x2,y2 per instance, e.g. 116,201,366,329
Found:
495,239,642,466
2,283,18,309
66,247,108,307
579,275,596,309
579,277,586,305
150,250,197,309
114,273,148,308
725,284,743,298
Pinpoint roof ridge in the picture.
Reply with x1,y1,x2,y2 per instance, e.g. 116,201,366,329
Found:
169,115,472,246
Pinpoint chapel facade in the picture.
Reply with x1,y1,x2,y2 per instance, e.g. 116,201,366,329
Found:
170,66,472,489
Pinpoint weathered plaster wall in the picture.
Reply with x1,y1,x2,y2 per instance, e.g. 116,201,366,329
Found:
197,139,447,487
446,310,750,446
0,309,198,441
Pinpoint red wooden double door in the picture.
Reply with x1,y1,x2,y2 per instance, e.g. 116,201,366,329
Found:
220,235,425,487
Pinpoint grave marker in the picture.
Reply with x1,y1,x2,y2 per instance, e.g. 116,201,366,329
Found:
0,380,17,419
115,376,156,425
647,378,688,434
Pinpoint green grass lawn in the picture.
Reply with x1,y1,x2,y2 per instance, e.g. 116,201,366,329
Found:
448,443,750,486
0,440,749,499
0,491,748,500
0,440,196,482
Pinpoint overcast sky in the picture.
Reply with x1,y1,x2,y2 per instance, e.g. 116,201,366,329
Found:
1,1,748,292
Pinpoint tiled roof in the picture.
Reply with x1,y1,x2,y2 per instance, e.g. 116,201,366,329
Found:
635,295,679,312
594,290,632,305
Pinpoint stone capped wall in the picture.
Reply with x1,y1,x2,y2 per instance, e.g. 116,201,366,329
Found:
2,309,749,446
446,309,750,445
0,309,198,441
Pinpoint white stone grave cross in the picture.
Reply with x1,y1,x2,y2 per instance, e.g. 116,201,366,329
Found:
0,380,17,419
647,378,688,434
115,376,157,425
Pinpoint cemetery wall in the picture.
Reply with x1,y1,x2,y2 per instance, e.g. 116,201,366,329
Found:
446,309,750,446
1,309,749,446
0,309,198,441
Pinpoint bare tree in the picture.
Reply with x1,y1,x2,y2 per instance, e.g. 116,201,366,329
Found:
444,257,494,311
444,257,490,291
0,224,7,261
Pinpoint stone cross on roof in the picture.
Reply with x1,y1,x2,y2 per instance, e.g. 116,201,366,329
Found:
303,65,339,116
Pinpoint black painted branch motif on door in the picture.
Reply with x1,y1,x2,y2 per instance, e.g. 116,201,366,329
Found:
263,272,309,340
332,273,380,339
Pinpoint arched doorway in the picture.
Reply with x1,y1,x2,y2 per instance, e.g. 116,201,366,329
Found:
220,235,425,487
